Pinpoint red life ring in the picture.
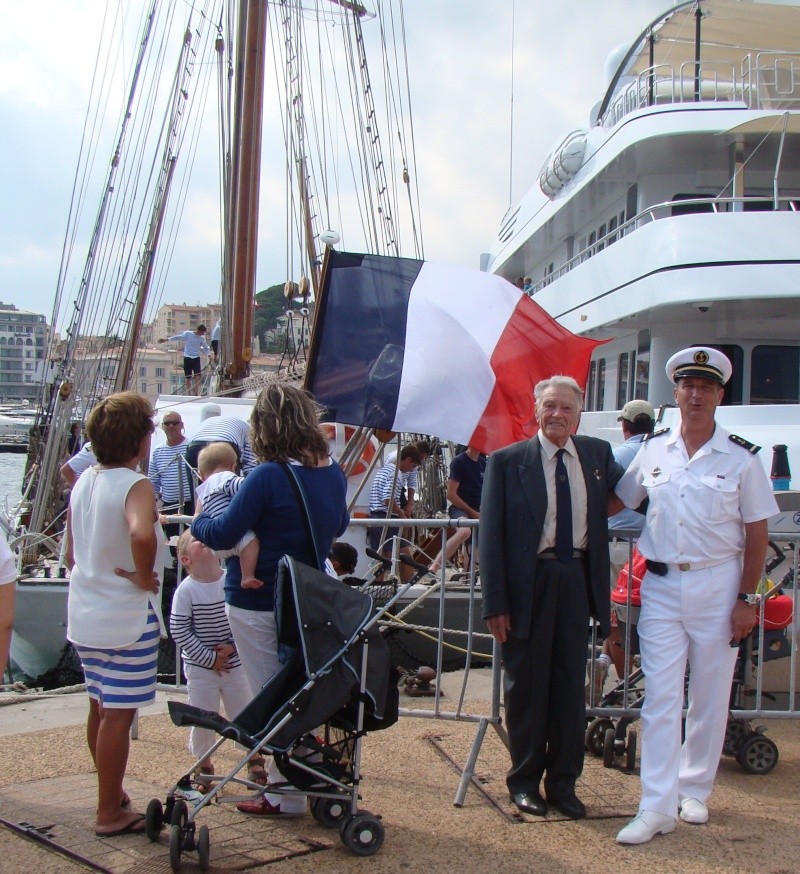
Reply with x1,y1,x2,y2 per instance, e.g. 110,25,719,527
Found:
322,423,377,478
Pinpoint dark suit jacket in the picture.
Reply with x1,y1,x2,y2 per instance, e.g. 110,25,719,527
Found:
479,435,623,638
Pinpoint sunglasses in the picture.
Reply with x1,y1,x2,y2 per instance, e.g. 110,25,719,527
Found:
163,421,182,427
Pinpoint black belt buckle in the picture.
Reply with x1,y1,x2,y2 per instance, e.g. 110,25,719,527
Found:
645,559,668,577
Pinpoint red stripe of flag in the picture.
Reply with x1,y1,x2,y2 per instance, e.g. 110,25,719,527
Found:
468,295,603,454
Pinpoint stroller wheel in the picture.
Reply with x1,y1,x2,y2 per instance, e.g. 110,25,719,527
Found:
311,795,349,828
585,718,614,756
169,824,183,872
145,798,164,841
340,811,385,857
196,824,210,872
625,729,638,771
170,798,188,828
723,718,751,757
736,734,779,775
603,728,616,768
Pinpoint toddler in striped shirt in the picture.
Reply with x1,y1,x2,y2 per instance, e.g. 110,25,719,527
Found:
171,531,252,785
195,442,262,590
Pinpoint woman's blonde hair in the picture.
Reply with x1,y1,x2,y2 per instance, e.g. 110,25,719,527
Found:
249,384,329,466
86,391,154,464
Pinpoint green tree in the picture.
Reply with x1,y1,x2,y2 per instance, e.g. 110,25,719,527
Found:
253,283,303,340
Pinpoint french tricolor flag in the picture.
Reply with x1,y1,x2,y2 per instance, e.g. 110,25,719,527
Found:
306,251,601,454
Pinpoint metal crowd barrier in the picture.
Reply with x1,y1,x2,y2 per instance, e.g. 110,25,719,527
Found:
156,514,800,803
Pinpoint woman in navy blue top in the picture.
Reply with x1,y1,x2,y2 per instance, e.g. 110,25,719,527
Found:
191,384,348,812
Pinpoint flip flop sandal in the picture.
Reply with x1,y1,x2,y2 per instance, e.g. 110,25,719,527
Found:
96,812,147,838
195,765,215,793
247,759,268,786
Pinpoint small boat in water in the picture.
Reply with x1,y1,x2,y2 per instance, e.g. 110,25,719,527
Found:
484,0,800,476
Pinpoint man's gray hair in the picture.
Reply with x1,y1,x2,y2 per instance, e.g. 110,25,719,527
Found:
533,375,584,410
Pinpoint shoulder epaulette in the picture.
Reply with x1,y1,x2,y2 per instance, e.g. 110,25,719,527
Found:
644,428,670,442
729,433,761,454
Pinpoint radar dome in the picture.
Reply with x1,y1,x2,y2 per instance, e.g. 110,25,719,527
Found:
603,41,631,89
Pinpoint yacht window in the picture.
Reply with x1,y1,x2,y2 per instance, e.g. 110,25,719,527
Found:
671,194,715,216
608,215,618,244
597,359,606,411
743,198,773,212
635,331,650,400
625,186,638,227
693,344,742,405
587,361,597,412
617,353,630,407
597,223,607,252
751,345,799,404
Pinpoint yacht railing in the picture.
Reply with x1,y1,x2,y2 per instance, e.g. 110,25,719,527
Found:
530,195,800,296
603,52,800,128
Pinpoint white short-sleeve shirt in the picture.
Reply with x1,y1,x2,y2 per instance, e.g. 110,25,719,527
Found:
615,422,778,564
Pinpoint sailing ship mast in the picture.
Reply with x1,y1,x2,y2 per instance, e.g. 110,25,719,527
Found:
224,0,376,390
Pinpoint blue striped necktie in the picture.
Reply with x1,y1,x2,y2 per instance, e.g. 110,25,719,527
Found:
555,448,573,563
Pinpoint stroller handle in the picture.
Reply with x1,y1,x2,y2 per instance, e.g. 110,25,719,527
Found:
365,547,393,569
398,552,431,574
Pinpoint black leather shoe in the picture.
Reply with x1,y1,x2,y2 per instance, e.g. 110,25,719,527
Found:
510,791,547,817
547,793,586,820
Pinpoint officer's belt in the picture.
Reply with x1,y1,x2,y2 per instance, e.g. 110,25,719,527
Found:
645,556,737,576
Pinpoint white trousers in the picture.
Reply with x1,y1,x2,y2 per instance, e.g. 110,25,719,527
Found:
185,662,252,759
637,558,740,817
225,603,306,814
225,604,281,695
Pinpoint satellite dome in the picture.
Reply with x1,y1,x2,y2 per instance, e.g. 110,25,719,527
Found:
603,41,631,89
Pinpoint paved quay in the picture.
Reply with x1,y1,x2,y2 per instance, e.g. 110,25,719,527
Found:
0,670,798,873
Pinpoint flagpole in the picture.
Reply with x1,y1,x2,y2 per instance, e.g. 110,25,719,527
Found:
304,243,334,392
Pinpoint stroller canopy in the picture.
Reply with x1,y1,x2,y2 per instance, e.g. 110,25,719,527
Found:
275,555,391,720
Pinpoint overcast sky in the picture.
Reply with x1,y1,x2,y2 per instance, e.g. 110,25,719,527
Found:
0,0,673,325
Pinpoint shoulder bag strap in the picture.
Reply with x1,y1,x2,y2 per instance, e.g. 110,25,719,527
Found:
279,461,323,570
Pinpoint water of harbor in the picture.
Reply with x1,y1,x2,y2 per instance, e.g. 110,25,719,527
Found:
0,452,25,508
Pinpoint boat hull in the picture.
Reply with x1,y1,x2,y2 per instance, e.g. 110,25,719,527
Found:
376,583,492,671
9,579,69,681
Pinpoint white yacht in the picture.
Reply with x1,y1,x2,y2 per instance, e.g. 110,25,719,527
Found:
484,0,800,478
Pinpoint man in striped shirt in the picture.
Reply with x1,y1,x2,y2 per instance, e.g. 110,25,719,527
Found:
368,444,422,581
159,325,210,395
149,412,193,539
184,403,257,487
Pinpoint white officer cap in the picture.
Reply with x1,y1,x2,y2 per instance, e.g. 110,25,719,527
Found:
618,399,655,422
200,402,222,421
666,347,732,386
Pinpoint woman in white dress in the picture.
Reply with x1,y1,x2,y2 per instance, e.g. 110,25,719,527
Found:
65,391,165,837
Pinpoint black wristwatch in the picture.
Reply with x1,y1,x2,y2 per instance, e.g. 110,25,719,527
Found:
737,593,758,606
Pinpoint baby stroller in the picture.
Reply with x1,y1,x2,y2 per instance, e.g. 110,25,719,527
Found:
723,553,795,775
146,555,400,869
589,542,794,775
586,546,645,771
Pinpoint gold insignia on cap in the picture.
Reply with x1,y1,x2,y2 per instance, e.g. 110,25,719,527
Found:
693,350,709,365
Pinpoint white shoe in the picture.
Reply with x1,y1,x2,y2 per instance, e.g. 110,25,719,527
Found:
616,811,676,845
679,797,709,824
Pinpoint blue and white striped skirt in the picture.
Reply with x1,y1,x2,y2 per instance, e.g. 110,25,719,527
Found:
75,609,160,709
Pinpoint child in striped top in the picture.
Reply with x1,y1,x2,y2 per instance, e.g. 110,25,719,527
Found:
195,442,263,590
170,531,252,785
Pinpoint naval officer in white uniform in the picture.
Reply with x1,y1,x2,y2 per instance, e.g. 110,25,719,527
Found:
613,347,778,845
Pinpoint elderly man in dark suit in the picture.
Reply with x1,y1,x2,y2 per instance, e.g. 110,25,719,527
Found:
480,375,623,820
